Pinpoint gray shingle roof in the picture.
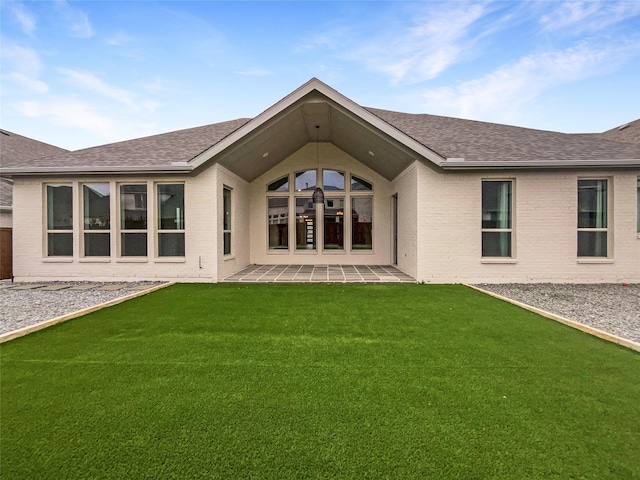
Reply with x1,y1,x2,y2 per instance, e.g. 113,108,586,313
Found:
0,130,68,168
597,119,640,145
18,119,250,170
367,109,640,162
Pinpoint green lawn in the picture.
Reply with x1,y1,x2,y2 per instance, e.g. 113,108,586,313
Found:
2,284,639,479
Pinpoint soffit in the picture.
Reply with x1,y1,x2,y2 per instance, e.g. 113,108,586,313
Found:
208,91,423,182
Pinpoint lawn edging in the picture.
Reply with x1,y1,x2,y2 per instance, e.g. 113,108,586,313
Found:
466,284,640,353
0,282,175,344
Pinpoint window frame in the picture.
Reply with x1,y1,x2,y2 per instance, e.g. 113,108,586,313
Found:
118,183,148,258
481,179,514,259
577,178,610,258
223,186,232,256
45,183,74,257
81,182,112,258
156,183,185,258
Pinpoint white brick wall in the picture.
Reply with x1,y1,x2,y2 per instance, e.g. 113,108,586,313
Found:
414,164,640,283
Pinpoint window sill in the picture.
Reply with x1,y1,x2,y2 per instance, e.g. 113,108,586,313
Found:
267,249,290,254
78,258,111,263
154,257,186,263
43,257,74,263
322,250,346,255
116,258,149,263
481,258,518,264
223,255,235,261
350,249,374,254
577,258,614,264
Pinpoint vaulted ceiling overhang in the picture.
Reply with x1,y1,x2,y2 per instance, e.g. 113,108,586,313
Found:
190,78,445,182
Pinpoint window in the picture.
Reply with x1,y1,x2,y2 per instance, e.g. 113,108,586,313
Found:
637,179,639,233
223,187,231,255
267,176,289,192
46,184,73,256
296,197,316,249
351,175,373,191
83,183,111,257
268,198,288,249
295,170,317,191
323,170,344,191
352,197,372,250
120,184,147,257
157,184,185,256
324,197,344,250
481,180,513,257
578,179,608,257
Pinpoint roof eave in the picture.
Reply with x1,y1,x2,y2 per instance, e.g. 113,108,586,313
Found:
439,159,640,170
0,164,195,177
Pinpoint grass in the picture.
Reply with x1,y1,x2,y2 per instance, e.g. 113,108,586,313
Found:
2,283,639,479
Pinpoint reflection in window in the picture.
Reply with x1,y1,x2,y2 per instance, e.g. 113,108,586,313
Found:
120,184,147,256
481,180,512,257
268,198,289,249
83,183,110,256
267,176,289,192
46,184,73,256
351,175,373,191
295,170,317,191
323,170,344,191
157,184,185,256
578,179,607,257
352,197,372,250
324,197,344,250
296,197,315,249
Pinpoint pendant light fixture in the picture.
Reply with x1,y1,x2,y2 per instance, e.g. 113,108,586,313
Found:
312,125,325,204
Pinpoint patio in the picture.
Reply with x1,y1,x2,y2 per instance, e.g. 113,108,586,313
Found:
223,264,415,283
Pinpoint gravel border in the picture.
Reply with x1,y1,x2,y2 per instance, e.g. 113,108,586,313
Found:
475,283,640,344
0,282,165,335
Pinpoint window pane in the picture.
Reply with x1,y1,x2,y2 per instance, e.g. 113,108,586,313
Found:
158,233,185,256
351,175,373,191
267,176,289,192
120,185,147,229
323,170,344,191
295,170,316,191
268,198,288,249
482,181,511,229
482,232,512,257
83,184,110,230
578,231,607,257
324,197,344,250
223,232,231,255
121,233,147,256
48,233,73,256
84,233,110,256
223,188,231,231
296,197,315,249
47,185,72,230
352,197,372,250
158,184,185,230
578,180,607,228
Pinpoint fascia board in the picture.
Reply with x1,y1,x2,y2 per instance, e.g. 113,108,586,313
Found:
0,164,194,176
188,78,447,169
440,159,640,169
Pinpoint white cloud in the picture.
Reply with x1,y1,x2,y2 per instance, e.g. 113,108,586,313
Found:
56,68,157,113
54,0,93,38
420,41,640,123
6,72,49,94
105,31,132,46
1,44,43,76
540,1,640,34
16,98,120,139
4,1,36,35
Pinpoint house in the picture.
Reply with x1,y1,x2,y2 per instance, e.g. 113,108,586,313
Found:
0,130,68,279
1,78,639,283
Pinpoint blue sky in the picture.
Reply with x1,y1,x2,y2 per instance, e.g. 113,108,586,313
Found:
1,0,639,151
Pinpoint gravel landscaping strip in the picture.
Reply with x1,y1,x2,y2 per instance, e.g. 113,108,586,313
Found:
475,283,640,344
0,282,165,335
